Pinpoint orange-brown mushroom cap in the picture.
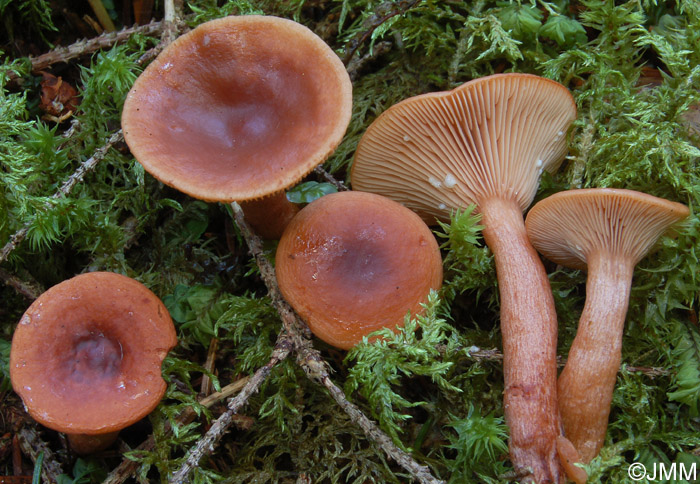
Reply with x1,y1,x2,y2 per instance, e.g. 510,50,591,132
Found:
275,191,443,350
10,272,177,435
525,188,690,270
121,15,352,202
351,73,576,222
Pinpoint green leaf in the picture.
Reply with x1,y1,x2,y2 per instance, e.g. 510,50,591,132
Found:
540,14,587,47
495,2,543,39
286,181,337,204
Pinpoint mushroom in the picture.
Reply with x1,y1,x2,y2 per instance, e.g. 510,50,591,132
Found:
121,15,352,239
275,191,443,350
10,272,177,455
351,73,577,482
525,188,689,462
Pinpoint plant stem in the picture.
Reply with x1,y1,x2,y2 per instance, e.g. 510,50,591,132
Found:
480,197,562,484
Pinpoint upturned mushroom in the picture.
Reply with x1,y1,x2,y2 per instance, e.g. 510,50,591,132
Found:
275,191,443,350
121,15,352,239
351,73,577,482
10,272,177,454
525,188,689,463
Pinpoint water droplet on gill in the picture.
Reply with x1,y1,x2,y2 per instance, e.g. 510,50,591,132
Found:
403,135,411,142
438,203,447,210
535,159,543,168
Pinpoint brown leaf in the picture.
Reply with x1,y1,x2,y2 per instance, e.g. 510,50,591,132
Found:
39,71,80,122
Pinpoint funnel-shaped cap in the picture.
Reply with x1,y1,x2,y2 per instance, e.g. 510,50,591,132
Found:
10,272,177,435
122,15,352,202
276,191,443,349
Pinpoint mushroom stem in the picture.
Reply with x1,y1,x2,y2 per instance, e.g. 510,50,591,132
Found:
67,431,120,455
557,253,634,463
480,197,562,484
238,191,300,240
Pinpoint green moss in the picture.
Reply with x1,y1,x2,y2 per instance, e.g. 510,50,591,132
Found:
2,0,700,481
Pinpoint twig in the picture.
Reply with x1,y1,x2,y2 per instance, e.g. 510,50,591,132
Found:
87,0,117,32
448,345,669,378
103,377,250,484
229,202,312,340
313,165,349,191
346,40,392,81
6,21,164,82
0,268,43,300
169,335,293,484
172,202,443,484
200,338,218,396
342,0,420,65
17,427,64,484
297,345,444,484
0,130,123,264
162,0,178,45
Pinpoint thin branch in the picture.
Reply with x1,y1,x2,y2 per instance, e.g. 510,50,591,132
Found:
346,40,392,81
314,165,349,191
17,427,64,484
102,377,251,484
297,345,445,484
448,345,670,378
0,267,43,300
230,202,312,341
168,335,293,484
0,130,123,264
342,0,420,65
161,0,178,45
7,22,164,82
172,202,443,484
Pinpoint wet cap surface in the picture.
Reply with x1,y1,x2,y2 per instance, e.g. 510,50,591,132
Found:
276,191,443,349
122,15,352,202
10,272,177,435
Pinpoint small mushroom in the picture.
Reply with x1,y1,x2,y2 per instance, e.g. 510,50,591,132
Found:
525,188,689,462
275,191,443,350
10,272,177,455
121,15,352,239
351,73,577,482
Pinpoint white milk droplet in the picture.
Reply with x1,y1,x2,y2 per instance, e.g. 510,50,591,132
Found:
428,176,442,188
443,173,457,188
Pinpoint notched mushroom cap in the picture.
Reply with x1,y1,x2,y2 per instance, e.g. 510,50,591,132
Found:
275,191,443,350
525,188,690,270
10,272,177,435
121,15,352,202
351,73,576,222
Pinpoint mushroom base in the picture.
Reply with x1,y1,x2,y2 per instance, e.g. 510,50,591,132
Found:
67,430,120,455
